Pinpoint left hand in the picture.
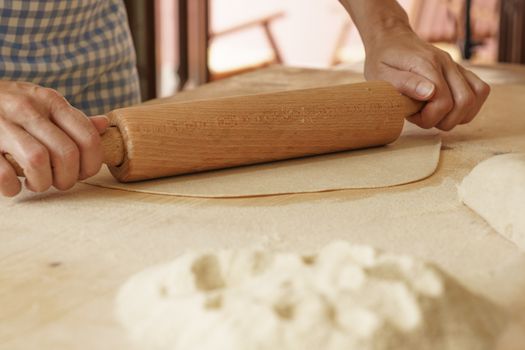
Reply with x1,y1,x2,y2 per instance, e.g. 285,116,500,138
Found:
363,28,490,131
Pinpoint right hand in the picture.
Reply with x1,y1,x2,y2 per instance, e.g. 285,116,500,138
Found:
0,81,109,197
363,28,490,131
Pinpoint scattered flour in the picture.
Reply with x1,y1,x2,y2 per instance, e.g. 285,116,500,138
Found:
116,241,507,350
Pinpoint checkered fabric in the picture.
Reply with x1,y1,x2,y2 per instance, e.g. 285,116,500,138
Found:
0,0,141,115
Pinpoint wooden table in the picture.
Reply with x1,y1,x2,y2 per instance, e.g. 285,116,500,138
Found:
1,65,525,350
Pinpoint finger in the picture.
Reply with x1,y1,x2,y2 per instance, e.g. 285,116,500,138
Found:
375,66,436,101
457,66,491,125
89,115,109,134
38,89,103,179
0,118,52,192
79,116,108,181
435,63,476,131
393,60,455,129
0,153,22,197
406,112,423,127
14,108,80,191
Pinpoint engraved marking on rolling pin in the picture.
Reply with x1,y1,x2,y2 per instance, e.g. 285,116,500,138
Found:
134,100,402,136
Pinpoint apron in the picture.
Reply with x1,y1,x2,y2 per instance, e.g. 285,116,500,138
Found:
0,0,141,115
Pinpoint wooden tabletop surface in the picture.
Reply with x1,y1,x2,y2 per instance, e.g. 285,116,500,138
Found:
1,64,524,350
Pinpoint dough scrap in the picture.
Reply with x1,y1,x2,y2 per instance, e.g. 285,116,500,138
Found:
116,241,507,350
85,124,441,198
459,153,525,251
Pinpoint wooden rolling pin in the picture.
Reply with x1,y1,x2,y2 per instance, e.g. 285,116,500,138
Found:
7,82,422,182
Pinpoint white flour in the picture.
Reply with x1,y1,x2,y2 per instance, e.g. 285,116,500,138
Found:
116,241,507,350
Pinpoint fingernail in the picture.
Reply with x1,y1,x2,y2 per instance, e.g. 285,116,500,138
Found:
91,115,108,120
416,82,435,97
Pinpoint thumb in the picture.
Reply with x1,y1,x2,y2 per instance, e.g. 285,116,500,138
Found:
89,115,109,134
376,67,436,101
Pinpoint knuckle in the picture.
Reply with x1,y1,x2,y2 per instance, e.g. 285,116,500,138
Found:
425,51,442,66
14,81,35,89
81,130,101,150
25,146,49,169
400,80,411,94
38,87,66,105
12,96,33,112
456,92,475,109
436,116,459,131
412,55,429,68
437,98,454,115
415,56,441,74
58,144,80,164
7,98,46,125
429,51,441,62
477,82,491,97
401,76,418,92
417,114,438,129
45,95,71,115
40,87,61,98
50,96,70,111
441,51,454,62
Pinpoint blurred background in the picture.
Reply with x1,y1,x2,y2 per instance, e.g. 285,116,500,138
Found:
122,0,524,100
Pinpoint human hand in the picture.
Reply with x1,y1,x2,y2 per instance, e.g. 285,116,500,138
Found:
363,28,490,131
0,81,109,197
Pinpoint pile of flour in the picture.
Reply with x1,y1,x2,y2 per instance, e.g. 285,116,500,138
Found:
116,241,507,350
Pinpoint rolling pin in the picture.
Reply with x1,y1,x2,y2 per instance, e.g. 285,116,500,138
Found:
7,82,422,183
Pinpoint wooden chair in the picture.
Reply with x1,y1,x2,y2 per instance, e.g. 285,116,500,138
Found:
208,11,285,81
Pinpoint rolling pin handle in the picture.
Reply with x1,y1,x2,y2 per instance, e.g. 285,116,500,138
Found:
101,126,126,167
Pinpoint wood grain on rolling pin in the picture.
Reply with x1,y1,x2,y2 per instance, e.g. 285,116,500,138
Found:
109,82,421,182
5,82,422,183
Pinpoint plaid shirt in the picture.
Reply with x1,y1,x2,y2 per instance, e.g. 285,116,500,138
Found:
0,0,141,115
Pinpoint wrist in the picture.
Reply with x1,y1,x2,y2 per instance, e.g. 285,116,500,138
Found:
339,0,414,50
363,16,413,50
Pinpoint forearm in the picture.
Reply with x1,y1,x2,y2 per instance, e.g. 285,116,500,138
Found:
339,1,490,132
338,0,412,49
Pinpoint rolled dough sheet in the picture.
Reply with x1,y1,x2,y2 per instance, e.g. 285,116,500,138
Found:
84,123,441,198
